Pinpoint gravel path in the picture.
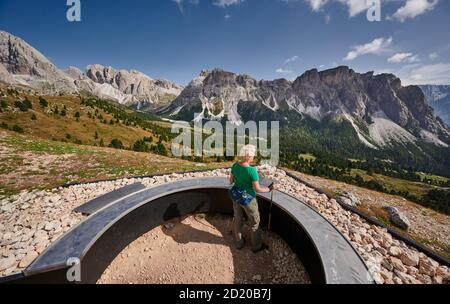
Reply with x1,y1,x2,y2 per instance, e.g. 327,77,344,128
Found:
98,214,310,284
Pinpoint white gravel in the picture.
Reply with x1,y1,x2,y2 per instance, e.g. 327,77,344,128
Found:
0,167,449,284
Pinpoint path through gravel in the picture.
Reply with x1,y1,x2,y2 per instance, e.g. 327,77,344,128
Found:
98,214,311,284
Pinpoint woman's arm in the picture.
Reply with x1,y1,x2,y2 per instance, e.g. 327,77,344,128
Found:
230,174,234,185
252,181,273,193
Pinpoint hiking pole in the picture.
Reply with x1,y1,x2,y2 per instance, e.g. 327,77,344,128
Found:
268,183,274,232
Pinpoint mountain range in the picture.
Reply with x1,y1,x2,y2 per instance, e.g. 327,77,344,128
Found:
0,31,182,109
161,67,450,150
0,30,449,174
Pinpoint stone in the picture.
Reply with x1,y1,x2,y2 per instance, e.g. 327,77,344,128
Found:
44,222,54,231
418,260,436,277
383,206,410,230
389,246,402,257
0,257,17,271
19,251,38,268
390,257,406,272
252,275,262,281
381,258,394,272
380,269,393,281
399,251,419,267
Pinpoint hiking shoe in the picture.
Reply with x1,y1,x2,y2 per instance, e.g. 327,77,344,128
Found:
236,237,246,250
252,242,269,253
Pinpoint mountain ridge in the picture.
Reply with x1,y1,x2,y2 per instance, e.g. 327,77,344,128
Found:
0,31,182,108
162,67,450,150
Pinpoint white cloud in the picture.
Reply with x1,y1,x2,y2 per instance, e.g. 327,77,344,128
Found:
324,14,332,24
284,55,299,65
344,37,393,61
429,52,439,61
276,68,294,74
399,63,450,85
305,0,329,11
213,0,243,7
391,0,439,22
173,0,200,13
388,52,420,63
224,14,231,20
338,0,372,17
173,0,183,13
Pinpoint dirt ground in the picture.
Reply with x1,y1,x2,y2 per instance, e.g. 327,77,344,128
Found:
98,214,310,284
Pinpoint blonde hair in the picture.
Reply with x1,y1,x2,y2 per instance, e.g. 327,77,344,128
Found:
238,145,257,162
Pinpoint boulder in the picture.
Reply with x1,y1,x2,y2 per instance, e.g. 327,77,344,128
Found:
383,206,410,230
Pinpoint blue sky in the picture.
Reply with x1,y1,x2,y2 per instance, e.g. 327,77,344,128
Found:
1,0,449,85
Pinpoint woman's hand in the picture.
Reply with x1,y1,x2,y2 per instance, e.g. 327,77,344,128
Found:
253,181,276,193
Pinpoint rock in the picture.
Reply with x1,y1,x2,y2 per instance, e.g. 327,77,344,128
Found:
383,206,410,230
380,269,393,281
44,222,54,231
418,259,436,277
19,251,38,268
339,197,351,206
399,251,419,267
390,257,406,272
0,257,17,271
252,275,262,281
389,246,402,257
436,266,448,277
394,269,414,283
381,258,394,272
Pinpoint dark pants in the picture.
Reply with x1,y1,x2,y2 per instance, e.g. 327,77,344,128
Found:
232,198,263,251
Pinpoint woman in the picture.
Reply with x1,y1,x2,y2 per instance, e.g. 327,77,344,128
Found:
229,145,275,253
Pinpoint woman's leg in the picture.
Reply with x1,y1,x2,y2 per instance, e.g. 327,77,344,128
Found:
243,198,263,252
232,202,245,249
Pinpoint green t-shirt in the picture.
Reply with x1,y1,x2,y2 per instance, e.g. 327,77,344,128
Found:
231,162,259,196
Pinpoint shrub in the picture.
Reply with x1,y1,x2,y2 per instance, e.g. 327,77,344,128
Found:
23,99,32,109
74,111,81,118
31,113,37,120
151,142,168,156
132,139,149,152
39,97,48,108
61,109,67,116
0,100,7,108
12,125,24,133
1,122,8,129
14,100,32,112
109,138,124,149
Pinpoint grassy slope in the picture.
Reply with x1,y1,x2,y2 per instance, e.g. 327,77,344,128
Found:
0,130,227,197
0,88,229,196
0,91,162,148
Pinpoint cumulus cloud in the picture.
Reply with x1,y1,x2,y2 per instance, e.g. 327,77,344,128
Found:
344,37,393,61
213,0,244,7
338,0,373,17
276,68,294,74
391,0,439,22
399,63,450,85
388,52,420,63
304,0,329,11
